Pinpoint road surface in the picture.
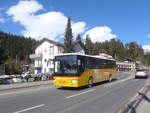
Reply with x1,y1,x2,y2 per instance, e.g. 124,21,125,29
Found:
0,72,148,113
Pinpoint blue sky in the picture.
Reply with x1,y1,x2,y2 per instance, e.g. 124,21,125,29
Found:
0,0,150,48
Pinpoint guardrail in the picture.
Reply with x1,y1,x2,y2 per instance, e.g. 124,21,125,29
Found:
116,79,150,113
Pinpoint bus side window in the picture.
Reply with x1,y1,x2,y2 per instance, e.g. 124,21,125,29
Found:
78,59,85,73
103,61,106,68
78,59,81,65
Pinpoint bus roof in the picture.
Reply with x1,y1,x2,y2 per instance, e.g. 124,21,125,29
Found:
54,53,116,61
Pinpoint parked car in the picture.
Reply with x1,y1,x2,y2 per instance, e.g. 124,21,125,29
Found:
21,71,30,78
34,73,42,81
12,76,23,83
135,69,149,79
0,75,13,84
21,71,34,82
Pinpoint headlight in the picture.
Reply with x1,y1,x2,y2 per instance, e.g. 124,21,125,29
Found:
71,80,77,83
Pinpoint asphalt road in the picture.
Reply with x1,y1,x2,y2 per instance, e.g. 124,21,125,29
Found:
0,72,148,113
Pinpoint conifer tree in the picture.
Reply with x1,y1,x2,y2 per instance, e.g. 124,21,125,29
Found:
85,34,93,54
76,34,81,41
63,17,74,53
0,40,4,64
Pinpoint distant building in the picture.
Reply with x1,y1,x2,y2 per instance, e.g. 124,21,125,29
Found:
30,38,85,74
99,53,113,59
144,49,150,54
116,61,136,72
143,45,150,54
20,60,30,72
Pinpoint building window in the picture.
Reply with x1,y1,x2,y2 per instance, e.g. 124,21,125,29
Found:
49,48,51,55
58,47,62,54
45,49,47,53
49,47,54,55
49,46,54,55
52,47,54,55
57,48,59,54
38,60,39,65
50,61,53,65
45,59,47,63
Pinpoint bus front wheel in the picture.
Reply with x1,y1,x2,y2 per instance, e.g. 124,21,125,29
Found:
88,77,93,88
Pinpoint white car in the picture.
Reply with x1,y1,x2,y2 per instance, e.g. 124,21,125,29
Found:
12,77,23,83
135,69,149,79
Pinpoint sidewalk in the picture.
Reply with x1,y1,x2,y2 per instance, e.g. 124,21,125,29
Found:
126,78,150,113
0,80,53,91
117,78,150,113
136,85,150,113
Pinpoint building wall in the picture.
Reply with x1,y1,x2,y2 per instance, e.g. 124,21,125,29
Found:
74,44,85,54
34,41,63,74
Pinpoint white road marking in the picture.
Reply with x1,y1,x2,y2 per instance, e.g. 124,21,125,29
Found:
14,104,45,113
66,89,96,99
57,81,130,113
0,86,54,97
0,90,30,96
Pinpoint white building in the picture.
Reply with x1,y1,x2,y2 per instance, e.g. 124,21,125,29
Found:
143,45,150,54
30,38,85,74
116,61,136,72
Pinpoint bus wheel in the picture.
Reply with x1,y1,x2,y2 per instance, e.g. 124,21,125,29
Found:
88,77,93,88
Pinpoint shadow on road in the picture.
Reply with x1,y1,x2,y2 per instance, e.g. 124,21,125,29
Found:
57,79,117,91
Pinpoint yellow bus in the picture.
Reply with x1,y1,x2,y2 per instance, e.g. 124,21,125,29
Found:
53,53,117,88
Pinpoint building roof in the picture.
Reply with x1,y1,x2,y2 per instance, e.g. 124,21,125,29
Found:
73,39,87,51
35,38,63,48
35,38,86,51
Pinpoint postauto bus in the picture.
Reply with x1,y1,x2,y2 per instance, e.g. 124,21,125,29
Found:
53,53,117,88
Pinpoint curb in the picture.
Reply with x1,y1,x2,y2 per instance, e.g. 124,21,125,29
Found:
116,78,150,113
0,81,53,91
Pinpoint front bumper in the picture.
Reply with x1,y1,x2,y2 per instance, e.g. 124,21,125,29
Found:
53,77,79,87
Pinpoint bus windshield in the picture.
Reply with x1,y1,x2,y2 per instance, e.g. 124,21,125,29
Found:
54,55,77,74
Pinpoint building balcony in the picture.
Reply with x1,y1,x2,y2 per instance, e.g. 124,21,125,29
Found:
30,54,42,60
